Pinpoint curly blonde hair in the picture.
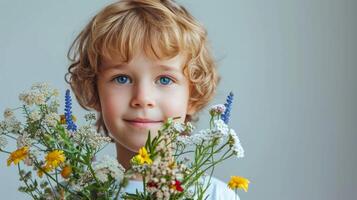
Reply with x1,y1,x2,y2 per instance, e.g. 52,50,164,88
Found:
66,0,220,135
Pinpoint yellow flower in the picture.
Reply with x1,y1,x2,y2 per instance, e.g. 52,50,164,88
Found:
61,165,72,179
45,150,65,168
60,115,66,124
7,146,29,166
37,164,52,178
60,114,76,124
168,160,177,169
228,176,250,192
133,147,152,165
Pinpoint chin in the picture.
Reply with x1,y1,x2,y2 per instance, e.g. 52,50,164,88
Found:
122,140,147,153
129,143,146,153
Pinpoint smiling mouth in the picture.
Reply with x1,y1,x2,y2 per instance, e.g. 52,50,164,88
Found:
123,119,163,128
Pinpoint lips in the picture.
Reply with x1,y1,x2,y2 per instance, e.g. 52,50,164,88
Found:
123,118,163,128
125,118,162,123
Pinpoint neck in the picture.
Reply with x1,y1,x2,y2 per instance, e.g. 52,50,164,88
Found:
115,142,135,170
115,143,143,181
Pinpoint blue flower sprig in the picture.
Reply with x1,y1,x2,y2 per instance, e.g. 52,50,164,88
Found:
221,92,234,124
64,89,77,131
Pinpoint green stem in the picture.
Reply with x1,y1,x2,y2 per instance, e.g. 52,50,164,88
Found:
45,174,56,197
114,183,123,200
4,133,45,151
183,141,231,188
34,160,77,196
201,152,234,173
18,164,39,200
143,173,147,196
173,150,195,157
0,148,11,154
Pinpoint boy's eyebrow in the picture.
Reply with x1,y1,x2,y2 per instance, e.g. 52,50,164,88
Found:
157,64,182,72
101,63,182,73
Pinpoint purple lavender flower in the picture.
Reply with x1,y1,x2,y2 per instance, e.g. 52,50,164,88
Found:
221,92,234,124
64,89,77,131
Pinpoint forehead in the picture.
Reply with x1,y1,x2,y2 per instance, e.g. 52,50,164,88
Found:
99,52,186,72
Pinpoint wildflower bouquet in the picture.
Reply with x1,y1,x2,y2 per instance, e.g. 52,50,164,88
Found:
123,93,249,200
0,83,249,200
0,83,122,199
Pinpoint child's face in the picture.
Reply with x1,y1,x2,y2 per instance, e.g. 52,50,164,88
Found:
97,52,193,152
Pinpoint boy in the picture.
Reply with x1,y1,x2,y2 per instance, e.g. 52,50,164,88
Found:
66,0,239,199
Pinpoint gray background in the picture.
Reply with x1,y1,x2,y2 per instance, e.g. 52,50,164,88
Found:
0,0,356,199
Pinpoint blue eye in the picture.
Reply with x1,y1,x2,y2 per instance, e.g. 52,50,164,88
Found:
114,75,131,84
158,76,173,85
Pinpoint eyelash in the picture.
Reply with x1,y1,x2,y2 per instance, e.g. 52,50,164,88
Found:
112,75,175,85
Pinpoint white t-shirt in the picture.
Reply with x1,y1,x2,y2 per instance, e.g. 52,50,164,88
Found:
121,176,240,200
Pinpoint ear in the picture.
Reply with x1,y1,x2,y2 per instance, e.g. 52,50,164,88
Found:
92,103,101,112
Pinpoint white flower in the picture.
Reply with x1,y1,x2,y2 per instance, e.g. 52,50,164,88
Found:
30,82,51,97
211,119,229,136
23,148,40,167
33,129,44,138
84,113,96,122
28,110,41,122
184,188,195,199
176,121,229,146
0,121,6,134
172,122,186,133
19,92,35,104
19,82,57,106
93,155,125,183
0,117,22,134
48,99,60,113
195,131,212,145
44,112,59,127
175,120,230,147
229,129,244,158
175,135,191,145
95,169,110,182
23,156,33,166
0,135,8,149
70,183,83,192
19,91,46,106
193,129,216,141
52,89,59,97
156,191,164,199
3,108,14,119
131,164,149,173
185,122,195,134
176,129,212,146
71,173,92,191
209,104,226,116
165,121,186,135
74,126,112,149
16,132,32,148
31,82,49,91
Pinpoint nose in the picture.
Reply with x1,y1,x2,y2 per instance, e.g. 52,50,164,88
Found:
130,83,156,109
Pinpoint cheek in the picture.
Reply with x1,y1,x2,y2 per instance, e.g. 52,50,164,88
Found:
160,87,190,119
100,88,128,119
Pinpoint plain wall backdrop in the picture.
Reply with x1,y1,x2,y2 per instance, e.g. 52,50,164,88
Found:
0,0,356,199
